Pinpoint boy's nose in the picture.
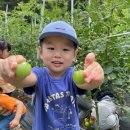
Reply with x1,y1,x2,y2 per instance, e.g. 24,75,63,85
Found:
54,51,62,57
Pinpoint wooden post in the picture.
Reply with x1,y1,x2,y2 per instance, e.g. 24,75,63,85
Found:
71,0,74,25
5,4,8,36
36,0,46,66
88,0,92,25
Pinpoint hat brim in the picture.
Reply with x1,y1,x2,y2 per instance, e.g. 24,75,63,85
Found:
39,32,80,46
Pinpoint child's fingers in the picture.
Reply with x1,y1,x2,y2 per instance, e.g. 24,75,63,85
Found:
2,58,14,77
10,55,26,70
2,55,26,78
84,53,95,68
84,72,95,83
7,56,18,77
9,55,26,77
84,62,104,84
16,55,26,64
83,62,97,79
84,74,100,83
94,70,104,84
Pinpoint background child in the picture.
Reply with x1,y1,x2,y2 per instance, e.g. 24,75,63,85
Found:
0,39,15,95
0,39,11,59
0,87,26,129
0,21,104,130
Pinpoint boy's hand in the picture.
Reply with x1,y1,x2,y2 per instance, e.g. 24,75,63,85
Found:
0,55,25,78
83,52,104,89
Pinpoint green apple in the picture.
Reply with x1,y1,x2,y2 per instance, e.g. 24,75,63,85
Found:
15,62,32,78
73,70,85,84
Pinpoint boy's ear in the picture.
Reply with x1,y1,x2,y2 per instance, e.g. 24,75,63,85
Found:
38,46,42,54
0,50,2,53
38,46,43,55
38,46,43,59
73,48,78,62
0,50,3,58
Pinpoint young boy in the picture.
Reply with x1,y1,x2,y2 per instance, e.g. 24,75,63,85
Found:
0,39,15,95
0,21,104,130
0,87,26,129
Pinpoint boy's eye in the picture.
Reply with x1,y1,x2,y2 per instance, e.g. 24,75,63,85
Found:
48,47,54,50
63,49,69,51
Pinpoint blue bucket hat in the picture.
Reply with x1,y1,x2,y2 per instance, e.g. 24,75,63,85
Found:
39,21,80,46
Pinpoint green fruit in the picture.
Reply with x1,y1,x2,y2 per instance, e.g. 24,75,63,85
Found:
73,70,85,84
16,62,32,78
85,121,90,127
84,118,89,122
90,120,94,125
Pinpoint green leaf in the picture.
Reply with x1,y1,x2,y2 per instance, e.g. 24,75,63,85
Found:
109,73,117,80
112,79,123,86
105,66,113,74
123,106,130,119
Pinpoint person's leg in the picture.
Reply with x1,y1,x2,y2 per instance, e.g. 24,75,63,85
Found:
0,114,15,130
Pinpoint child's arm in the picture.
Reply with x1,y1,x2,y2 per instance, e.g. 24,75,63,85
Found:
77,53,104,90
9,100,25,129
0,55,36,88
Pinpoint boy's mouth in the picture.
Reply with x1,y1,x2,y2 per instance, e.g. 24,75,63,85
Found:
52,61,63,67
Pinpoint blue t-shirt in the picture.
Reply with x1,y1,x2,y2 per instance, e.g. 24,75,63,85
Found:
24,67,85,130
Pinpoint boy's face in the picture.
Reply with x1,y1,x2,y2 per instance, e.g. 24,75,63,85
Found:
0,49,10,59
39,36,78,77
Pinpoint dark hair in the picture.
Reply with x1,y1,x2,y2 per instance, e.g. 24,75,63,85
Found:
0,87,3,92
0,39,11,51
